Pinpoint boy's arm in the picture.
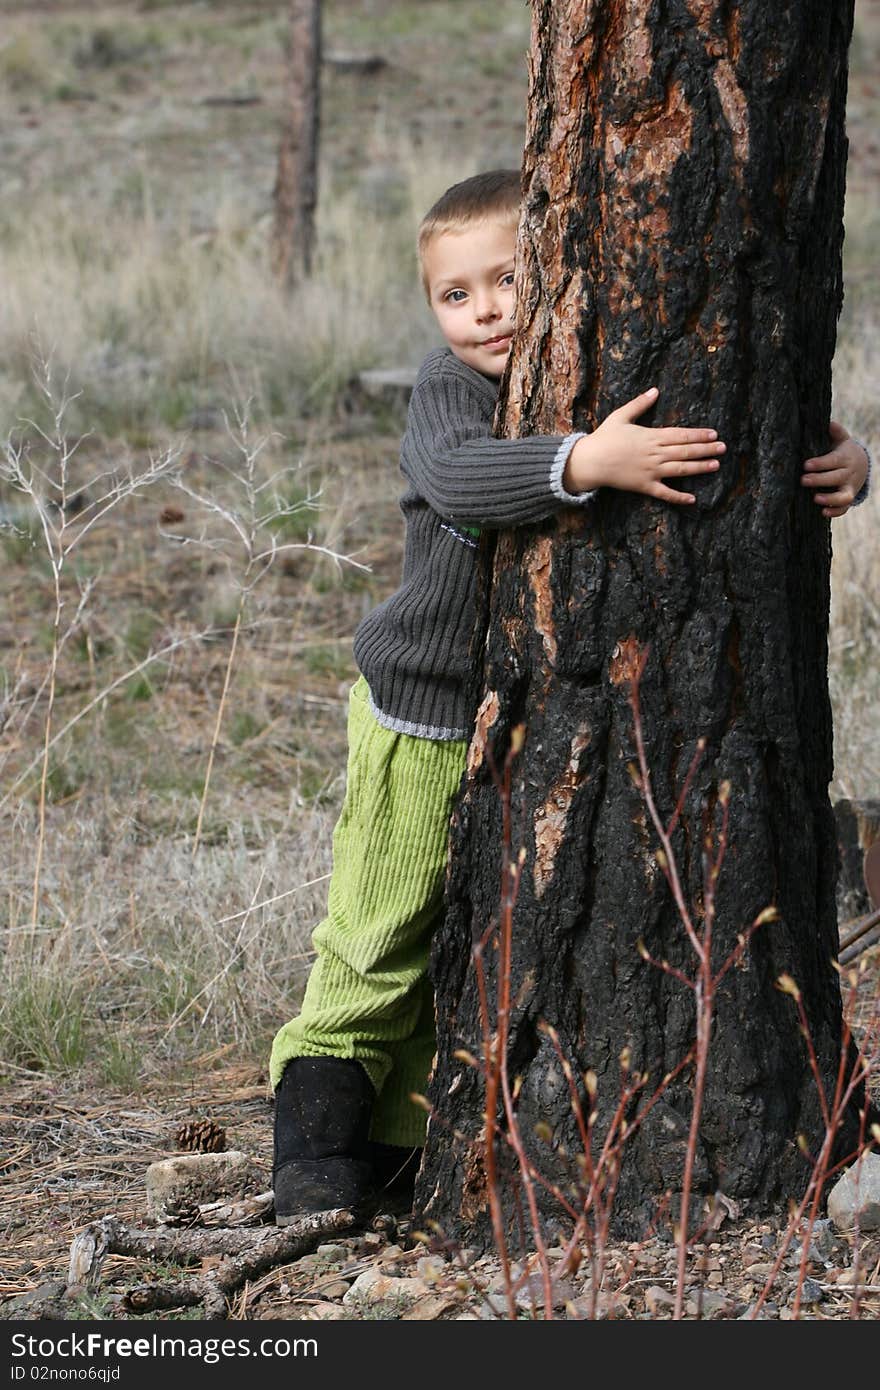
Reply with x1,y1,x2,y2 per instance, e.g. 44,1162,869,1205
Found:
405,371,725,527
403,371,595,529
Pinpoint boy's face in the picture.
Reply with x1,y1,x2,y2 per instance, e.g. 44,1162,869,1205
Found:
423,219,516,379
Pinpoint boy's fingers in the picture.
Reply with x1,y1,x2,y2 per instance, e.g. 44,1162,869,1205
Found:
659,442,725,461
803,454,842,470
657,427,719,445
658,458,721,476
802,467,847,487
614,387,660,422
652,484,696,505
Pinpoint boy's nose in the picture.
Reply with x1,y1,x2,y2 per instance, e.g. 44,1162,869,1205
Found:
474,296,500,323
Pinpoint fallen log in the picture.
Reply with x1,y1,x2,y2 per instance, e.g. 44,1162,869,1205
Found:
67,1207,355,1318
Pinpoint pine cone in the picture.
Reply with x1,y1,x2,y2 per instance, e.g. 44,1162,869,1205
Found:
174,1119,227,1153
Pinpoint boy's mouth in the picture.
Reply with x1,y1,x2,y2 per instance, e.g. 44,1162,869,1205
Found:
481,334,511,349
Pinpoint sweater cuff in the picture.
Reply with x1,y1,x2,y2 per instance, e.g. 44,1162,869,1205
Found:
550,433,596,505
851,439,872,506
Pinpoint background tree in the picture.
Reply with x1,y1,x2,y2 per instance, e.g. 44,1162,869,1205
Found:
272,0,321,285
418,0,862,1245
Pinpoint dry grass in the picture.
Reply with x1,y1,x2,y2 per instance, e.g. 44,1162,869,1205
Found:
830,302,880,799
0,0,535,1094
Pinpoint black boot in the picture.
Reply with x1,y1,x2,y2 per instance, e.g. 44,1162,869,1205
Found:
273,1056,376,1225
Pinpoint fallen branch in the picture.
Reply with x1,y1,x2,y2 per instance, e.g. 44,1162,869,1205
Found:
839,913,880,964
838,905,880,951
67,1208,354,1318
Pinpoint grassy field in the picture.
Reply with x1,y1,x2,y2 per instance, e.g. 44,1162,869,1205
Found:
0,0,878,1099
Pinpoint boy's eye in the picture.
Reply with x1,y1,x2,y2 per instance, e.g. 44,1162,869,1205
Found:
445,289,467,303
500,273,515,288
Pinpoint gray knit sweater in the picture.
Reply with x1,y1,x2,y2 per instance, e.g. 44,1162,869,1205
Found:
353,346,593,740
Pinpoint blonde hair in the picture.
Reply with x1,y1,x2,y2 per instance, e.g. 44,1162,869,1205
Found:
417,169,521,298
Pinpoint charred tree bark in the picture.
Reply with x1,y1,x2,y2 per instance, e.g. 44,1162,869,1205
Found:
419,0,861,1245
272,0,321,285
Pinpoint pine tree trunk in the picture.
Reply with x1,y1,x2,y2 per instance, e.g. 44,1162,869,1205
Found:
418,0,860,1247
272,0,321,285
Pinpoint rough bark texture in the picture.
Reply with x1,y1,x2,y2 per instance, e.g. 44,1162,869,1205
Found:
835,798,880,919
272,0,321,285
418,0,860,1247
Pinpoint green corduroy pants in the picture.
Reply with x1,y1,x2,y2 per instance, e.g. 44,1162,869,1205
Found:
269,676,469,1147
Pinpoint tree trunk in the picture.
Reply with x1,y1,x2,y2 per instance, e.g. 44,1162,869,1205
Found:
418,0,860,1248
272,0,321,285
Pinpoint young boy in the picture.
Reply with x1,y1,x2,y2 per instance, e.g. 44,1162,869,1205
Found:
269,170,871,1223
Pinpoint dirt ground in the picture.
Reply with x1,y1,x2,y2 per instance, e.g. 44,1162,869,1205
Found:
2,995,879,1324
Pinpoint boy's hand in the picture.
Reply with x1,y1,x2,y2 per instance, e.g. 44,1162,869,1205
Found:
800,421,869,518
564,388,725,504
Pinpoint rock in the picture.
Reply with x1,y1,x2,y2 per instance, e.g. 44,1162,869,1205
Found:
633,1251,660,1271
644,1285,677,1315
3,1281,67,1317
480,1293,513,1318
318,1281,351,1299
709,1293,740,1318
805,1219,837,1262
827,1154,880,1232
738,1302,777,1320
793,1278,824,1306
342,1267,430,1309
482,1272,575,1313
690,1289,735,1318
565,1295,596,1319
514,1273,576,1311
416,1255,446,1283
567,1284,628,1317
145,1151,261,1223
401,1293,460,1320
316,1243,347,1261
308,1301,347,1320
377,1243,405,1265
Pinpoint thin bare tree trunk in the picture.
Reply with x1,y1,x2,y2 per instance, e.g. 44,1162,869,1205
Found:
420,0,861,1248
272,0,321,285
